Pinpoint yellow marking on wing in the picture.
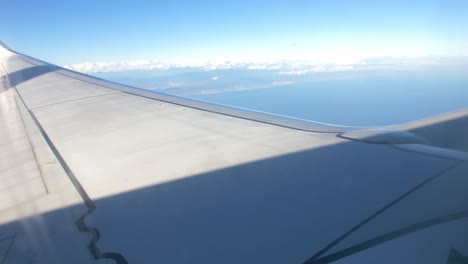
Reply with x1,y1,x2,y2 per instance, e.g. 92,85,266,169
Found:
44,161,54,166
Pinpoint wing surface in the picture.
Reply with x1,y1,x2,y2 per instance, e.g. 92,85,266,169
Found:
0,41,467,264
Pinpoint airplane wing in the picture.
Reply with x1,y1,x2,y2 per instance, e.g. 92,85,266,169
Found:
0,41,467,264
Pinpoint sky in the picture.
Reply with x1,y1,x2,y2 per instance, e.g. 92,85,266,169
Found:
1,0,468,66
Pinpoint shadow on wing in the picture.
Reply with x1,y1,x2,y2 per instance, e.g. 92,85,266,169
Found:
6,65,58,87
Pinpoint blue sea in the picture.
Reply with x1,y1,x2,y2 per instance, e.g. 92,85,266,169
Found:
95,68,468,126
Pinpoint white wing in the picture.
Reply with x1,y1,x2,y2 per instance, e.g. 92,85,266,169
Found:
1,41,467,264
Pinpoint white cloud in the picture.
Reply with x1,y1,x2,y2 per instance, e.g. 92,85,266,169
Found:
63,56,468,74
63,60,170,73
211,76,219,80
63,59,354,74
279,65,355,75
247,65,267,70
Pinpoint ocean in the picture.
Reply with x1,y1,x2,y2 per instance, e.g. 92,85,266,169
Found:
95,67,468,126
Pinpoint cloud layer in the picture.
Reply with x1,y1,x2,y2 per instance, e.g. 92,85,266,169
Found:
64,56,468,75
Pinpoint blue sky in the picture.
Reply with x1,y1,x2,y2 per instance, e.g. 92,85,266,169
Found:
1,0,467,65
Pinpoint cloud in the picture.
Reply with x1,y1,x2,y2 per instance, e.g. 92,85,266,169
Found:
211,76,219,80
63,60,170,73
63,56,468,74
279,65,354,75
63,60,353,74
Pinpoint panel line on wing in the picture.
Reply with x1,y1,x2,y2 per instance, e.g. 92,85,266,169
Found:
313,209,468,264
29,91,121,110
4,68,129,264
304,160,462,263
26,104,129,264
13,95,49,194
0,235,15,264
